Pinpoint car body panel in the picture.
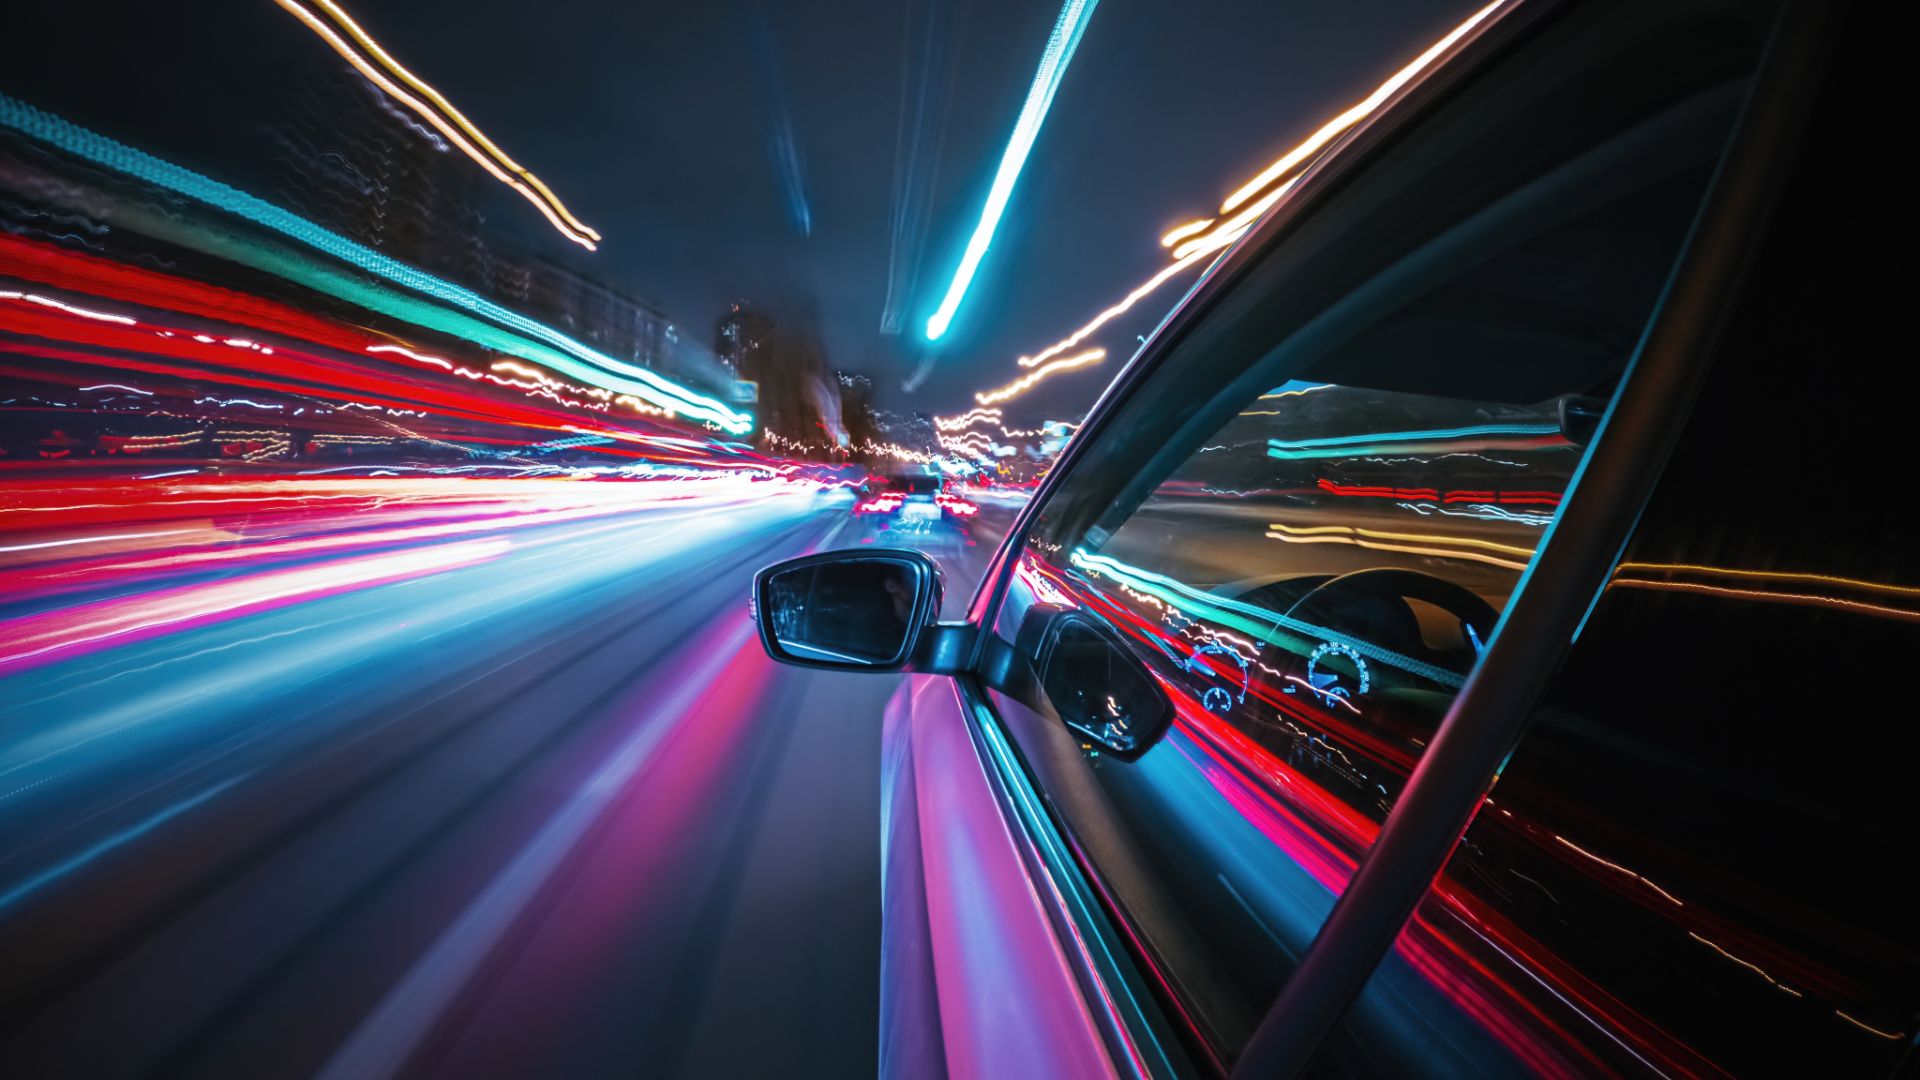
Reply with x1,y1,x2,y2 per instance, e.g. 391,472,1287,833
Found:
880,676,1117,1080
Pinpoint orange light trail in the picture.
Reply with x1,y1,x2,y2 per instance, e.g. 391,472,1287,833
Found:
976,348,1105,406
1614,563,1920,597
1833,1011,1906,1041
1265,522,1534,572
1015,251,1209,369
937,407,1004,431
1606,578,1920,623
1553,834,1684,907
1159,217,1215,247
1217,0,1504,214
275,0,602,251
1610,562,1920,621
964,0,1513,409
1170,175,1300,260
939,431,997,459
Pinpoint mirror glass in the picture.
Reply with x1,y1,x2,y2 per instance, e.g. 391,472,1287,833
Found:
762,557,924,667
1038,617,1172,758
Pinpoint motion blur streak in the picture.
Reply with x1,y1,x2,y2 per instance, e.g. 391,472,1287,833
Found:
1168,176,1300,262
923,0,1101,341
319,618,756,1080
0,97,751,432
1614,562,1920,596
0,474,800,602
1264,522,1535,572
1157,218,1214,248
1013,250,1207,370
273,0,602,250
1216,0,1505,214
1606,578,1920,622
1039,567,1753,1076
953,0,1512,416
0,537,511,675
936,407,1002,431
0,774,251,913
0,405,1008,1075
974,347,1104,406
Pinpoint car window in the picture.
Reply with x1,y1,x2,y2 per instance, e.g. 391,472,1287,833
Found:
1326,18,1920,1075
980,0,1777,1067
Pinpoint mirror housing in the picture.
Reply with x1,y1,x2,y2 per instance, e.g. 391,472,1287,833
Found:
753,548,946,672
1557,393,1608,446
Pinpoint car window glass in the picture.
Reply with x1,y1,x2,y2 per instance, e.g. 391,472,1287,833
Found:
981,0,1775,1066
1327,20,1919,1075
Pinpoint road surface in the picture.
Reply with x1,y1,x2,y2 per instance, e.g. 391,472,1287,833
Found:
0,478,1009,1077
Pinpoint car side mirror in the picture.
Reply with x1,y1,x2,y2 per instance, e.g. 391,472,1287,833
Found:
1557,393,1608,446
1034,614,1173,761
753,548,944,671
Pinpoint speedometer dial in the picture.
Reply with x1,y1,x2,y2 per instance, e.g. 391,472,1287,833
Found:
1184,640,1250,713
1305,641,1369,709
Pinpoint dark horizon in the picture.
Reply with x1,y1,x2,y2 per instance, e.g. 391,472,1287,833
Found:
0,0,1475,422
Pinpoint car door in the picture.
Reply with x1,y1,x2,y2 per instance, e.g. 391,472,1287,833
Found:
963,0,1785,1073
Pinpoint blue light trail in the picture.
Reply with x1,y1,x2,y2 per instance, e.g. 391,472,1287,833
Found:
923,0,1100,341
1267,422,1562,461
0,94,754,434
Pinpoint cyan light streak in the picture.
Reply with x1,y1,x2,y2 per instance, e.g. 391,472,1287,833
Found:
0,95,753,435
0,775,250,913
923,0,1100,341
1069,548,1462,689
1267,423,1561,461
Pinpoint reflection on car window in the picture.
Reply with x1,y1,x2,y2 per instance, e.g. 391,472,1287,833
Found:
1332,17,1920,1074
984,0,1775,1066
1011,377,1590,1059
766,559,917,664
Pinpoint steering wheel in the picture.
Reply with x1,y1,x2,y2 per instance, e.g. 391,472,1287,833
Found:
1282,568,1499,665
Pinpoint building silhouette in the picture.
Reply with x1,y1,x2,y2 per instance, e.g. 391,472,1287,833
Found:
268,70,699,389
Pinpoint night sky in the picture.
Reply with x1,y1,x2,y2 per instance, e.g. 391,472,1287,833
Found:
1,0,1476,422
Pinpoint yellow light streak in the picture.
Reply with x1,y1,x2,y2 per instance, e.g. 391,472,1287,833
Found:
1687,932,1803,999
1606,578,1920,623
1554,834,1684,906
976,348,1105,406
1614,563,1920,597
1016,252,1209,368
276,0,601,250
1159,217,1215,247
1349,525,1534,556
1265,522,1535,571
937,407,1003,431
1834,1011,1905,1041
1172,175,1299,260
307,0,601,244
1218,0,1504,214
964,0,1510,411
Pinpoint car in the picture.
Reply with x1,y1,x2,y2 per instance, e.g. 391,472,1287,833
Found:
856,471,979,521
755,1,1910,1076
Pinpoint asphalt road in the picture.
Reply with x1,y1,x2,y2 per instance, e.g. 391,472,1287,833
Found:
0,489,1009,1078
